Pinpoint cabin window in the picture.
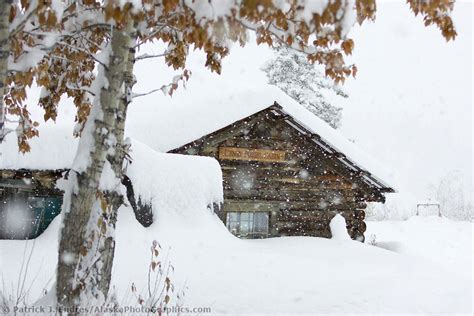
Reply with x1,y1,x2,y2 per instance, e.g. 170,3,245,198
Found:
226,212,269,237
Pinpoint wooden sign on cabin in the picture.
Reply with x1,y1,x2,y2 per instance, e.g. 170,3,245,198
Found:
170,102,395,242
219,147,286,163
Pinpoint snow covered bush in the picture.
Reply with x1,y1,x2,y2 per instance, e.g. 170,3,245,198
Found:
261,47,347,128
367,234,377,246
365,196,413,221
430,171,473,221
126,240,185,314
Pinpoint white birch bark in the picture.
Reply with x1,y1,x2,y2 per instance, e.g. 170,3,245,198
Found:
98,36,137,300
56,18,135,312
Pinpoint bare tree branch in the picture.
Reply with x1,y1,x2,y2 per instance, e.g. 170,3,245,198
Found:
134,53,168,61
132,87,165,99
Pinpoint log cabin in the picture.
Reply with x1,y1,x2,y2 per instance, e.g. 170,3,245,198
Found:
169,102,395,241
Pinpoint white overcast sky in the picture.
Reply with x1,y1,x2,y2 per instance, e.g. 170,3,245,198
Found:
335,1,473,204
339,1,473,204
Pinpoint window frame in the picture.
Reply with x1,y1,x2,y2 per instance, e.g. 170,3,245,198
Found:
226,211,269,237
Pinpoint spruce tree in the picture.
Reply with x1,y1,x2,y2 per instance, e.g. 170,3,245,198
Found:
262,47,348,129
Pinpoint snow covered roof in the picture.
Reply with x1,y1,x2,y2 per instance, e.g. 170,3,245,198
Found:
0,126,223,239
173,100,394,191
271,101,395,191
0,125,223,216
0,125,78,170
126,139,223,215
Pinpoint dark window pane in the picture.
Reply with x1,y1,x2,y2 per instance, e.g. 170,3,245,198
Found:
254,212,269,233
240,212,252,221
227,212,239,222
226,212,240,234
240,220,251,233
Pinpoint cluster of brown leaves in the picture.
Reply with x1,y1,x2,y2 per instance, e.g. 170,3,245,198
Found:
407,0,457,41
6,1,105,151
6,0,65,151
239,0,358,82
131,0,247,74
37,2,108,138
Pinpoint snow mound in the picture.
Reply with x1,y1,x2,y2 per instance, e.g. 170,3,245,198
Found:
126,139,223,223
329,214,351,241
0,126,224,221
366,216,473,280
0,214,471,314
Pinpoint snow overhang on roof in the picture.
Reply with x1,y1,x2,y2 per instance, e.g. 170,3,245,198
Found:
271,102,395,192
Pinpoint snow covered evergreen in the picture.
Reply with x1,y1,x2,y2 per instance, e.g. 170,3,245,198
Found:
262,47,348,129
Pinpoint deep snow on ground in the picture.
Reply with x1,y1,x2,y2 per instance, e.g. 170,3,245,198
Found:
0,209,472,314
366,216,473,281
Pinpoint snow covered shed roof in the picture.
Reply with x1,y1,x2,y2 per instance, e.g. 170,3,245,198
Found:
0,126,78,170
168,99,395,193
0,126,223,222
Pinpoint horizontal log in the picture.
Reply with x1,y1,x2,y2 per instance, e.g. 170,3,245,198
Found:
224,190,361,203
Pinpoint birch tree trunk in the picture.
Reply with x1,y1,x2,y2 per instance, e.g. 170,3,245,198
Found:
0,0,11,143
56,19,135,311
98,39,136,299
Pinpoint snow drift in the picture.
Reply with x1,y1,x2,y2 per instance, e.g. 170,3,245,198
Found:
1,212,471,314
126,139,223,221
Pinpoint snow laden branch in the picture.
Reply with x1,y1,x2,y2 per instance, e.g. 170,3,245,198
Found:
134,52,169,61
0,0,86,149
132,71,190,99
